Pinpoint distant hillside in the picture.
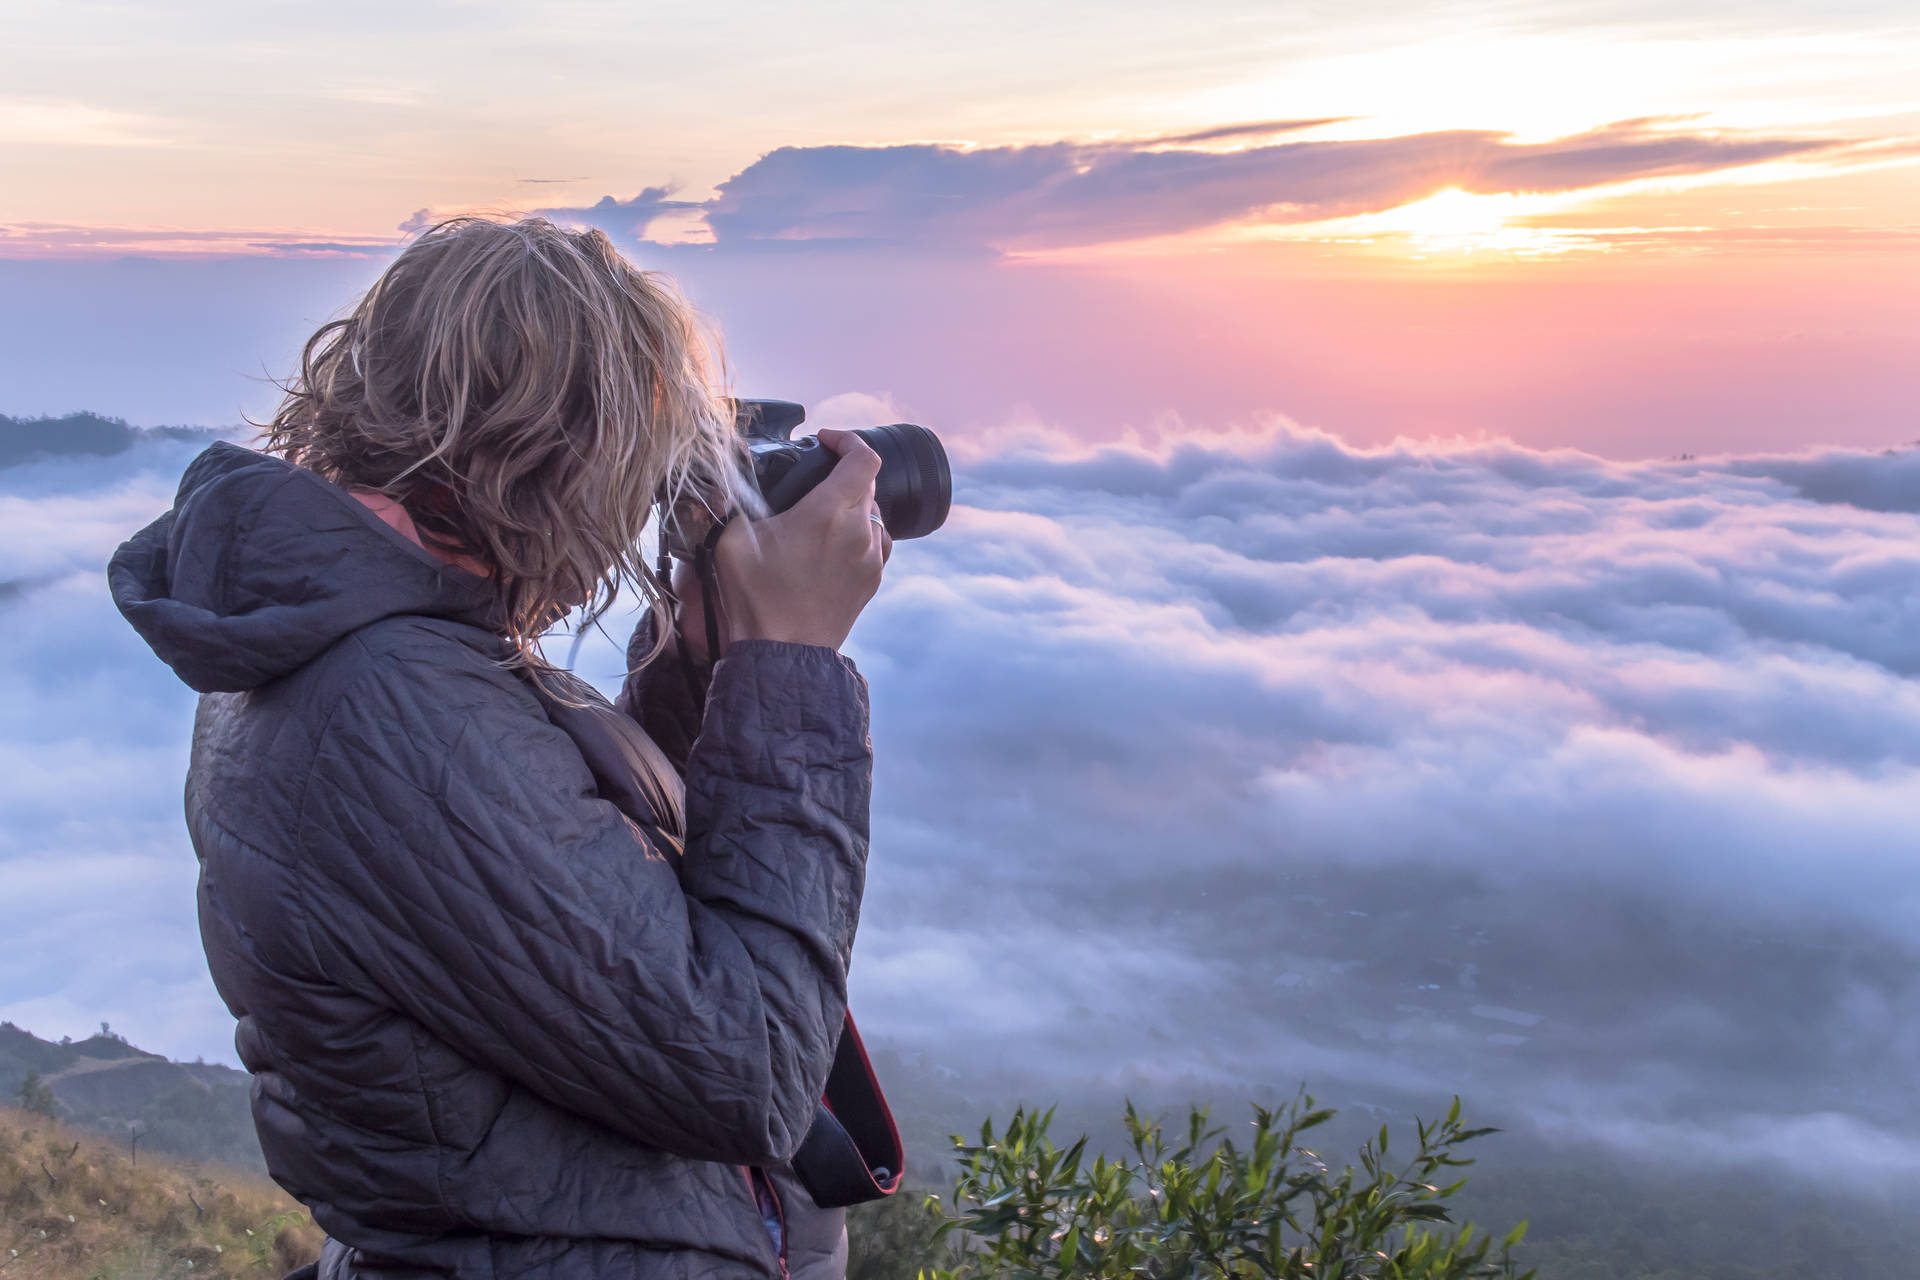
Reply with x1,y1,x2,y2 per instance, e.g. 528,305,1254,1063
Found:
0,1024,261,1172
0,1104,317,1280
0,412,219,468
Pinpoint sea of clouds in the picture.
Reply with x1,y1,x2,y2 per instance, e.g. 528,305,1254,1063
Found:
4,409,1917,1185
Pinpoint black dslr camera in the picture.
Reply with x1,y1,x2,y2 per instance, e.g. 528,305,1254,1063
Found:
736,399,951,540
661,399,950,567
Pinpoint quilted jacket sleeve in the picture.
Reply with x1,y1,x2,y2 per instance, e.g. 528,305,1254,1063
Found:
616,608,707,774
295,631,870,1167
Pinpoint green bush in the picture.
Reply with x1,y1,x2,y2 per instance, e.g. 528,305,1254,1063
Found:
891,1094,1530,1280
15,1070,59,1120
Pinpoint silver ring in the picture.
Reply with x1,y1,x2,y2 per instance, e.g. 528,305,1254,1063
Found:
868,513,885,526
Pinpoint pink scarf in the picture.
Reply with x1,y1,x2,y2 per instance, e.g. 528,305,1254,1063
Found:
351,491,494,579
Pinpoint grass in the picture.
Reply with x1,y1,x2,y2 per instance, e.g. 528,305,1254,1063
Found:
0,1106,320,1280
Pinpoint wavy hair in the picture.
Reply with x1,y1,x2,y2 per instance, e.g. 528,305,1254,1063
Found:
260,215,750,663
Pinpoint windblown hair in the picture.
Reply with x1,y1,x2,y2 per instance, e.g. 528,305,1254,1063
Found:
261,215,750,661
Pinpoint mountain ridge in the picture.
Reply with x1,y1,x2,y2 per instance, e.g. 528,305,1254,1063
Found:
2,1022,262,1171
0,411,221,468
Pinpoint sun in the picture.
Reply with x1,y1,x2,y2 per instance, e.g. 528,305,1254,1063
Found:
1263,186,1593,258
1372,188,1516,238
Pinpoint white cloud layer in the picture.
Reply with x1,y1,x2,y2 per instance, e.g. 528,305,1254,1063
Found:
6,418,1919,1187
829,417,1920,1184
0,442,231,1058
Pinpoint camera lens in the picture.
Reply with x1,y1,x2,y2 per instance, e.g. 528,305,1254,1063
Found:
857,423,951,540
737,400,954,541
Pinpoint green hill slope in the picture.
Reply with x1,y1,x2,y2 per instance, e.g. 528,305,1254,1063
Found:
0,1025,261,1172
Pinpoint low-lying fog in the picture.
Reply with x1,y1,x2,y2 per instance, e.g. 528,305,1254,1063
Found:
4,406,1917,1196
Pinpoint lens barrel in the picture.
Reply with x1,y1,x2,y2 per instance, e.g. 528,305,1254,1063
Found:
856,422,951,540
746,416,952,541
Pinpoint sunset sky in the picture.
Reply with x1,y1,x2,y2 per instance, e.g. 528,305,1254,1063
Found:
3,0,1916,453
6,1,1920,1199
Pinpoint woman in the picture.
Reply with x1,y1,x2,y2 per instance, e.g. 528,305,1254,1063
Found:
108,217,888,1279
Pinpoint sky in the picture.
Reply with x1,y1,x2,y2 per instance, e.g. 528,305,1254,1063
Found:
2,0,1920,1203
2,0,1916,455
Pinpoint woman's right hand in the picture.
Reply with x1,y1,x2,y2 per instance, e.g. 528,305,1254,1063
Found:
693,428,892,657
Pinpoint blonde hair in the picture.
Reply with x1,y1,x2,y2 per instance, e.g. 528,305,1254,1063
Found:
261,216,750,661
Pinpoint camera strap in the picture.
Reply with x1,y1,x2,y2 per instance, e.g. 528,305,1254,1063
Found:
694,517,727,673
659,511,730,710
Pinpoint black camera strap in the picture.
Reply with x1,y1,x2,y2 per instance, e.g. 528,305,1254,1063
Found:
695,517,727,672
659,510,731,709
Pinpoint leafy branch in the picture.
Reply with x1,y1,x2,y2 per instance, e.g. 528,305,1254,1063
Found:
924,1093,1532,1280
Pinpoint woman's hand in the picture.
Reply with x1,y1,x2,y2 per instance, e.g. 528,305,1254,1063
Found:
674,428,892,661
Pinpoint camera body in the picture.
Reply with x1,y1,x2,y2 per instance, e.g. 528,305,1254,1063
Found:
661,400,951,562
737,399,951,541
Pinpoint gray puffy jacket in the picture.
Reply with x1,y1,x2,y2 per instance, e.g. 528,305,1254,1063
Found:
108,442,871,1279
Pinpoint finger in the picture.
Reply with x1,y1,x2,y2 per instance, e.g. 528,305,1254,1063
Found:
818,428,881,484
814,426,861,456
811,429,882,508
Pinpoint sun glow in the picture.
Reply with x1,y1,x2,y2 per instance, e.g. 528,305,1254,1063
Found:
1363,188,1517,238
1248,186,1599,258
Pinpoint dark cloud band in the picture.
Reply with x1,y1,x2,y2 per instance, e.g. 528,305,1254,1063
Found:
543,120,1841,251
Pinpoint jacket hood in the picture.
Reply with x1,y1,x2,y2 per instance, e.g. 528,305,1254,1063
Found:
109,441,502,692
